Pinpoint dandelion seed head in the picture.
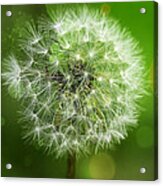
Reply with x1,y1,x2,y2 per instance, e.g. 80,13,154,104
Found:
2,5,146,158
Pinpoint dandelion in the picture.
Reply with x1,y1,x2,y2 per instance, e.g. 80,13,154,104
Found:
2,5,146,178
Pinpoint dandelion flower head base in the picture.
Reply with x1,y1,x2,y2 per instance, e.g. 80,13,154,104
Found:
2,5,145,158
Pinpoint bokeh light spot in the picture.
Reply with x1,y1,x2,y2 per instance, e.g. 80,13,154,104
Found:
76,158,90,178
89,153,116,179
136,126,153,148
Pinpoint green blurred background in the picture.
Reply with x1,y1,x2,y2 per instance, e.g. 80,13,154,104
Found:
1,1,157,180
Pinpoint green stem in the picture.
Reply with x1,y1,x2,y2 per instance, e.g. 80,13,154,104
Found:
67,152,76,179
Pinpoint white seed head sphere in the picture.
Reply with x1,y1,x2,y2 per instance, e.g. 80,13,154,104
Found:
2,6,145,158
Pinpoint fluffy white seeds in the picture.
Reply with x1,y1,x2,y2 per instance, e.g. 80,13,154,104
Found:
2,6,146,158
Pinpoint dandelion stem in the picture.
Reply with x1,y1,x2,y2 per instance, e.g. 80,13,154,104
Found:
67,152,76,179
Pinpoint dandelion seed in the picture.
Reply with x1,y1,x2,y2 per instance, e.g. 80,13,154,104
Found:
53,22,61,30
66,75,70,80
83,36,89,42
84,71,88,77
91,89,96,95
62,141,67,147
33,113,38,119
35,126,40,132
104,135,111,143
29,58,34,66
109,78,114,84
71,111,76,116
33,93,37,100
73,140,79,145
89,51,94,58
64,43,70,49
31,37,41,45
52,133,56,140
27,81,32,89
75,54,81,60
117,96,122,102
74,94,78,99
47,81,51,88
105,101,111,108
55,60,59,66
97,76,103,82
43,49,48,55
104,53,109,60
87,105,92,110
